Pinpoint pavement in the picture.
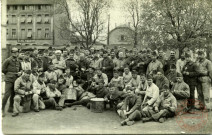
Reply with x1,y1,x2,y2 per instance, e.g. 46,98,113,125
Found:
2,105,212,134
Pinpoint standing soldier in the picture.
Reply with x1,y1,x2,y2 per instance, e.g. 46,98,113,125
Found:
196,50,212,111
182,52,199,112
2,47,21,117
100,51,114,81
164,50,177,75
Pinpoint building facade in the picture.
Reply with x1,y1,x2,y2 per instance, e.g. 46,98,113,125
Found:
6,0,54,47
108,26,135,49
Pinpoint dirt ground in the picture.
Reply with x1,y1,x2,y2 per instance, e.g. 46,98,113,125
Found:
2,104,212,134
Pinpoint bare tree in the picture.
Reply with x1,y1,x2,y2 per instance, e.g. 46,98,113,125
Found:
124,0,142,48
57,0,110,49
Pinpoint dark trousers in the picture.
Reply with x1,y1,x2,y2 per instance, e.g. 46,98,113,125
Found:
188,85,196,108
2,81,15,111
128,110,142,121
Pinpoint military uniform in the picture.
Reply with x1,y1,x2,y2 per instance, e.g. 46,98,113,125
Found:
2,49,21,113
196,52,212,110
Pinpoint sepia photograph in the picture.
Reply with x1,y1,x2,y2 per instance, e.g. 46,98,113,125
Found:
1,0,212,134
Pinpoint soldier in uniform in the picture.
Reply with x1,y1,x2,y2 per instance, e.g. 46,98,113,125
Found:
182,52,199,112
196,50,212,111
2,47,21,117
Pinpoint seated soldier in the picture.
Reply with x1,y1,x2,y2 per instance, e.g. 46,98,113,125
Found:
93,68,108,86
104,86,129,110
166,64,178,88
32,73,46,112
30,66,39,83
135,74,148,102
171,73,190,115
118,94,142,126
63,67,75,101
141,74,159,120
46,81,63,111
143,85,177,123
124,70,140,93
155,70,169,94
44,64,57,84
66,79,96,108
87,79,109,98
109,70,124,91
12,70,33,117
55,75,67,108
122,67,132,86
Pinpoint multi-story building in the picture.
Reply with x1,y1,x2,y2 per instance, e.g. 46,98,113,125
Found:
6,0,54,47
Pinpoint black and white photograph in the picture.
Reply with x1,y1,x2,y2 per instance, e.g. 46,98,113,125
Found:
1,0,212,134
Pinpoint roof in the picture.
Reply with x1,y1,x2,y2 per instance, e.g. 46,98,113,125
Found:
109,26,134,35
7,0,54,5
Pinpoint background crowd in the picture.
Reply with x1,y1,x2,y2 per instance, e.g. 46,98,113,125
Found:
2,46,212,126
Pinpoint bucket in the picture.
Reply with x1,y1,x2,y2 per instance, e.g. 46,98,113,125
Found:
90,98,105,113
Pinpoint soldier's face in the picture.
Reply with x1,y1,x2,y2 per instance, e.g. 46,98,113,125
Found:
185,57,192,62
163,89,169,97
176,77,182,82
97,70,102,75
198,54,205,60
38,77,44,82
159,51,163,56
103,53,108,58
132,73,137,79
147,79,153,86
65,69,70,74
111,52,115,58
170,52,175,58
124,68,129,74
152,55,157,61
113,73,119,78
12,52,19,58
140,76,146,83
157,72,163,79
63,51,68,56
58,78,64,84
23,73,30,80
69,54,74,59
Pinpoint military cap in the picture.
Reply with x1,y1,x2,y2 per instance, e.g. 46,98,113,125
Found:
163,84,169,90
197,50,204,55
11,47,18,53
176,72,183,77
185,52,191,58
132,70,138,74
146,74,153,80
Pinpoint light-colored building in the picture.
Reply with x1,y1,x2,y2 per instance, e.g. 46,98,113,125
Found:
108,25,134,49
6,0,55,47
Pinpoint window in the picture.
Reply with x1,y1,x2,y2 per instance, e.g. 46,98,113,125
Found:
28,5,34,10
37,15,42,23
38,5,41,10
7,6,10,11
20,15,25,23
12,15,17,24
13,5,18,10
27,29,32,39
22,5,26,10
6,29,9,37
12,29,16,38
21,29,25,39
27,15,32,23
120,35,125,41
44,14,50,23
6,15,9,24
37,29,42,39
45,28,49,38
45,5,51,10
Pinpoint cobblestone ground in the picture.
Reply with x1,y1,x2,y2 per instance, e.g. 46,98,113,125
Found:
2,104,212,134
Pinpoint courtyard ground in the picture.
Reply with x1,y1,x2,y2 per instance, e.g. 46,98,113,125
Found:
2,104,212,134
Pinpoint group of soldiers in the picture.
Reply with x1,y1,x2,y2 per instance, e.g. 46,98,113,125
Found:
2,46,212,126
